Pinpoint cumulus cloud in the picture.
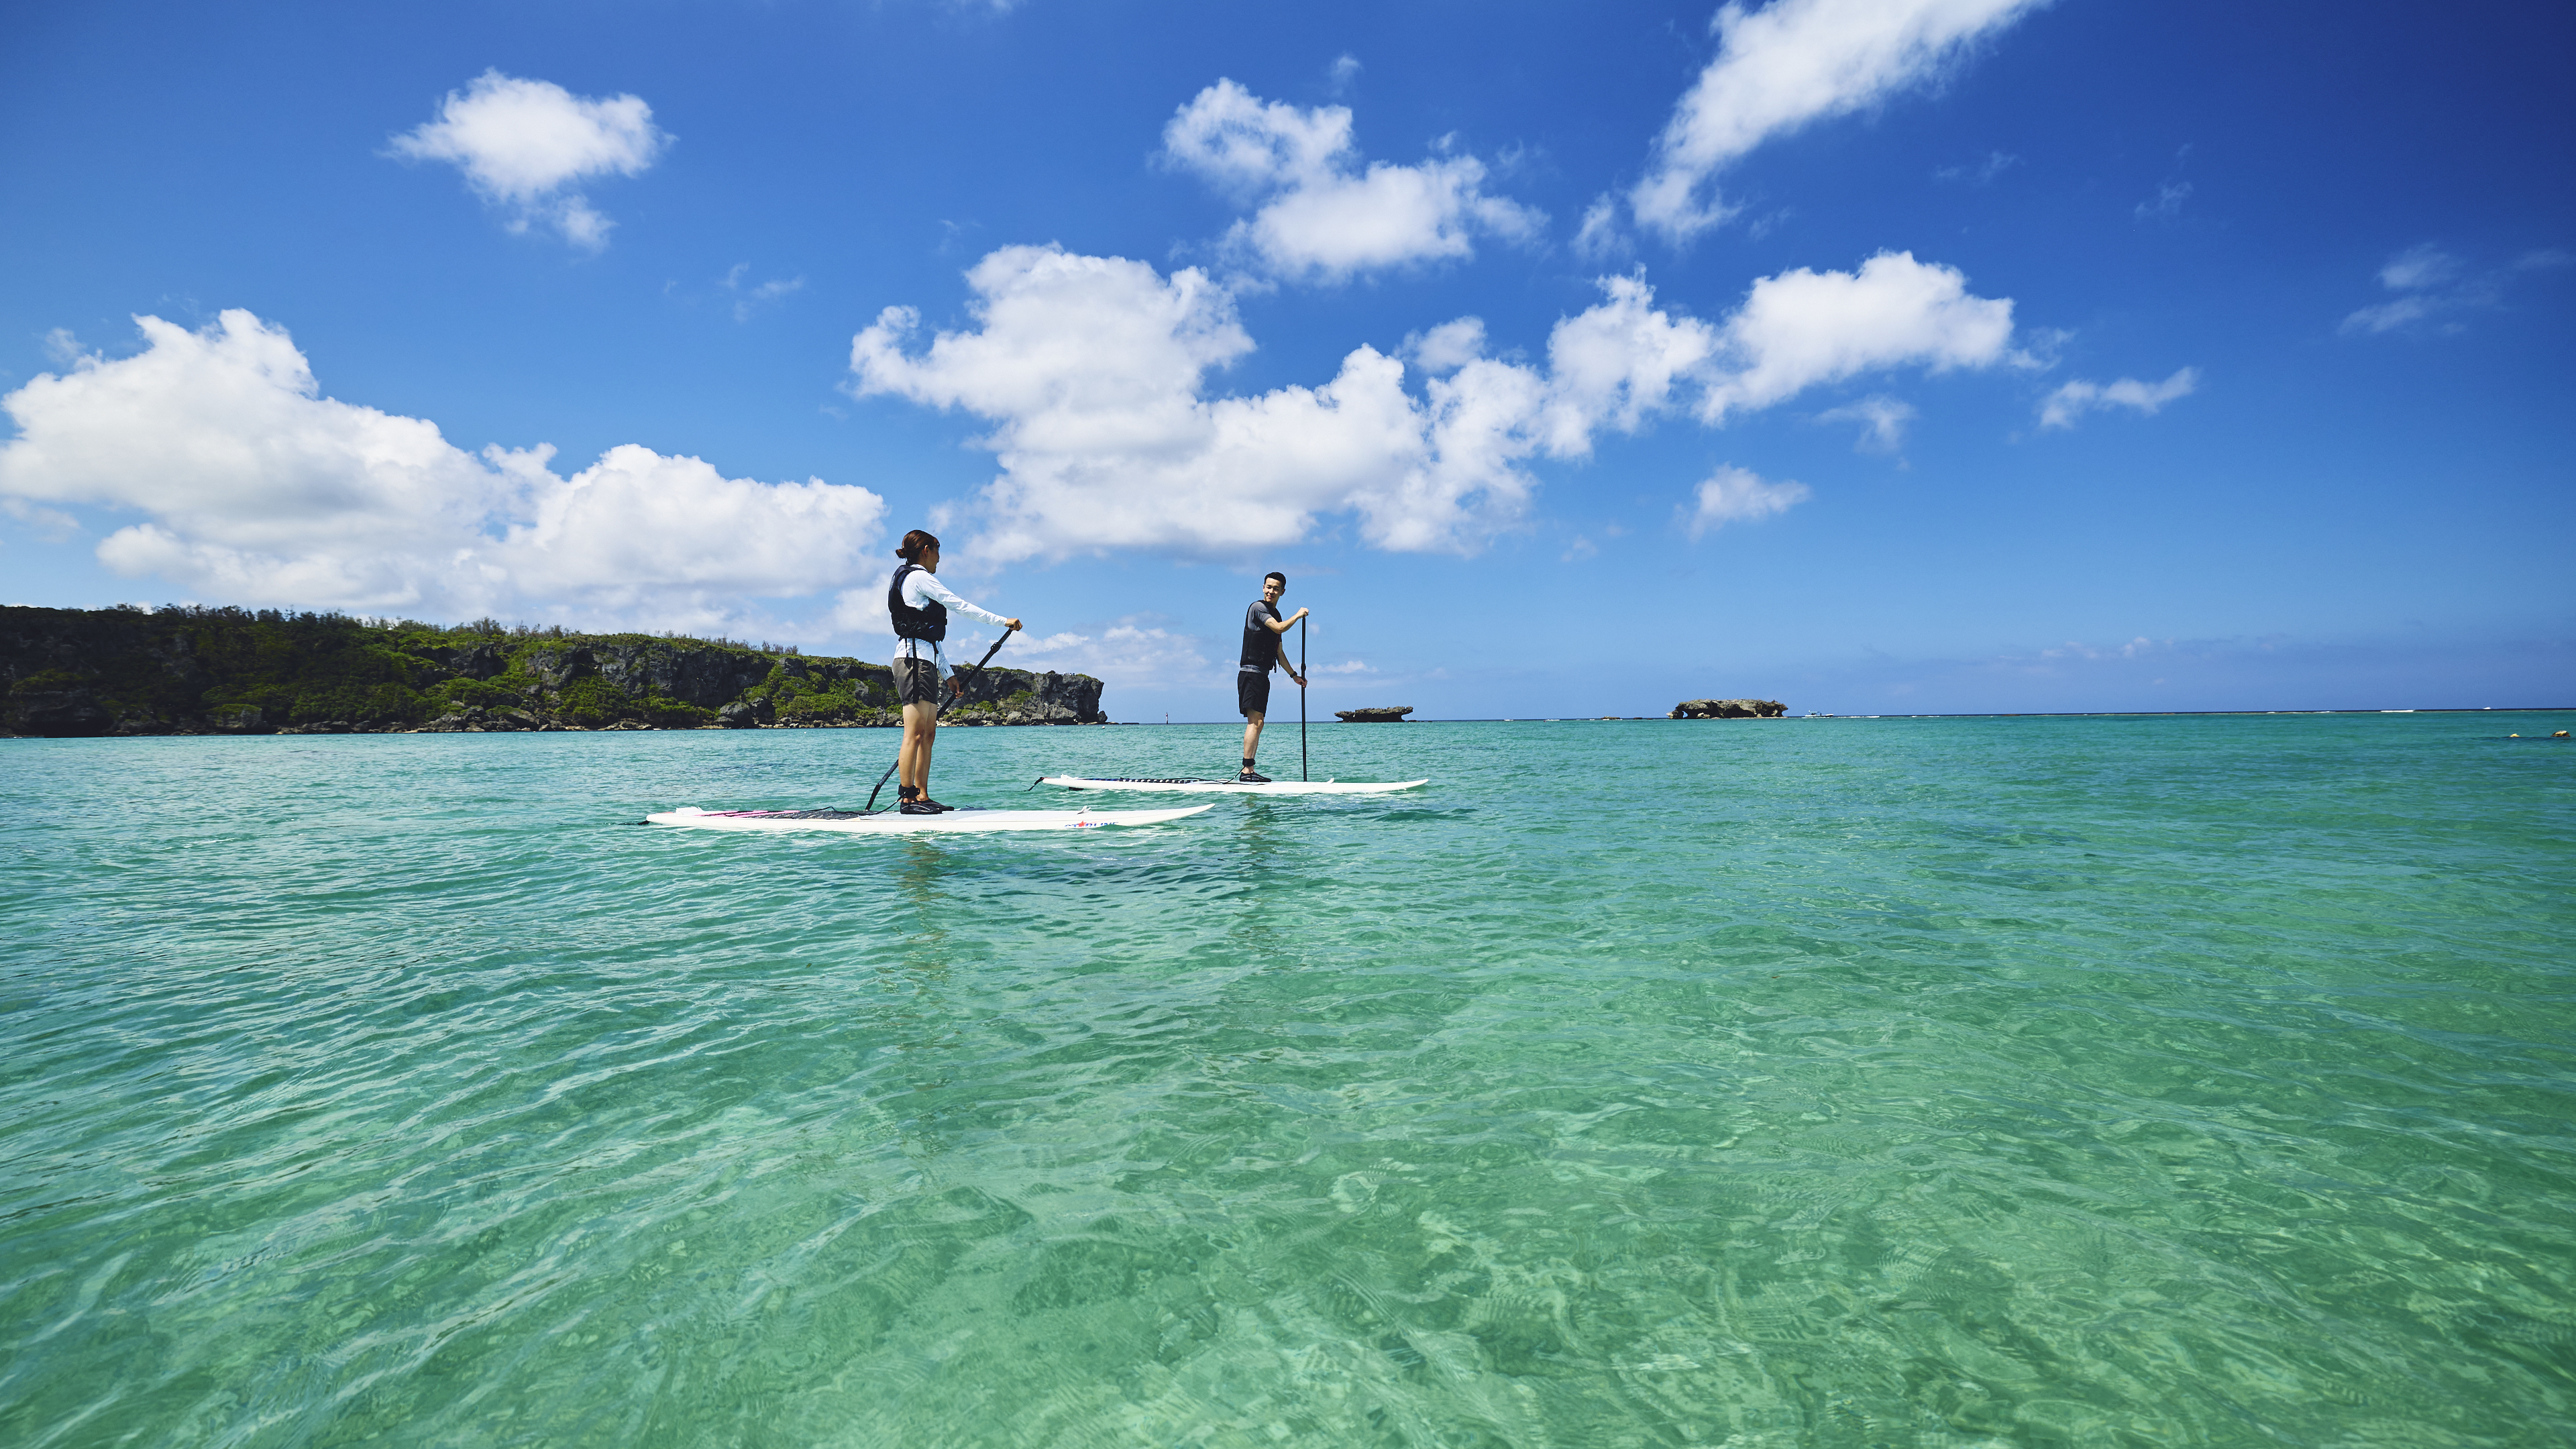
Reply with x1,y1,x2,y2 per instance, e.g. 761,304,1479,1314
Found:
0,311,884,622
387,70,669,250
2037,366,2198,429
1633,0,2049,241
1160,79,1543,281
851,245,1530,558
851,246,2016,561
1685,465,1811,539
1701,250,2016,419
1538,274,1720,451
1404,317,1489,374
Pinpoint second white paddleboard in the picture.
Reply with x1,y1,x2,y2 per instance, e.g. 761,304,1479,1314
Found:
1039,775,1428,796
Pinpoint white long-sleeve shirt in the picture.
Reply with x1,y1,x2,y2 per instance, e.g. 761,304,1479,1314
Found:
894,568,1012,673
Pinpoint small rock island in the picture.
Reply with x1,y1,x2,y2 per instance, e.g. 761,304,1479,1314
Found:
1334,705,1414,722
1669,698,1786,719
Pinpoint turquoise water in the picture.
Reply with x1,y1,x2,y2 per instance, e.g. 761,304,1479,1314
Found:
3,715,2571,1446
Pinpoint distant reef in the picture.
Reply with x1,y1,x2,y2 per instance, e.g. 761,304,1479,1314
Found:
0,605,1107,738
1334,706,1413,722
1670,698,1786,719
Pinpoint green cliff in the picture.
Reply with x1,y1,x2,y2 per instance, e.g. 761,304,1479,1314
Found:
0,605,1108,737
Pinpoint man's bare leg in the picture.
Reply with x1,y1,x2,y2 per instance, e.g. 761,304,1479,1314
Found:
1241,712,1264,769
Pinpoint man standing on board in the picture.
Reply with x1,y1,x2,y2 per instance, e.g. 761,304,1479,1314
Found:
1236,570,1309,783
888,529,1020,814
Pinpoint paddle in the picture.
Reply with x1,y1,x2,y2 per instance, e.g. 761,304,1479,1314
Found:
1299,614,1308,782
863,627,1017,814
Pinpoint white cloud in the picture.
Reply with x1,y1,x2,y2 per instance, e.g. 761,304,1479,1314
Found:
2133,180,2190,221
504,445,883,606
2037,366,2198,428
386,70,669,250
1702,250,2016,420
1935,150,2020,184
722,264,808,321
1328,54,1362,93
1161,80,1543,281
1633,0,2049,241
2337,243,2555,337
1572,196,1630,262
3,496,80,539
1404,317,1489,374
1000,622,1218,694
2378,244,2463,291
851,246,2016,561
2338,295,2440,336
1685,465,1810,539
0,311,884,622
1538,274,1719,452
1815,394,1917,451
851,244,1542,559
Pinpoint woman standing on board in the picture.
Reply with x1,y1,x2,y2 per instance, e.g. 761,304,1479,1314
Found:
888,529,1020,814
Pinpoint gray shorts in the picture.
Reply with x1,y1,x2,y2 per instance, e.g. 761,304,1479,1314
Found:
894,657,943,706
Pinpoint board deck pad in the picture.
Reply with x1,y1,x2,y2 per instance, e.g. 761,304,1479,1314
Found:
1039,775,1428,796
647,804,1214,833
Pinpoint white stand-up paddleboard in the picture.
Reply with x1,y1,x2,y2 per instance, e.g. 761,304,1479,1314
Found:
1038,775,1428,796
648,804,1214,834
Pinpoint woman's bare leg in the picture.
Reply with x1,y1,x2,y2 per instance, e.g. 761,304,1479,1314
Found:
899,703,938,794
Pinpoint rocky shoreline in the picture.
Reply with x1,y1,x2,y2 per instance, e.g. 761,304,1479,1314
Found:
1,605,1106,738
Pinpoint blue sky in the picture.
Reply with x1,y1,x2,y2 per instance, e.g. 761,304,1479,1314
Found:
3,0,2569,718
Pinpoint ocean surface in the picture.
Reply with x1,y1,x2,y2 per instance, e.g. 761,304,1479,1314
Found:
3,714,2571,1447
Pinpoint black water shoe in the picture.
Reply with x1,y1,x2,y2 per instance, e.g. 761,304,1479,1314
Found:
916,796,958,812
900,800,944,814
1236,769,1271,784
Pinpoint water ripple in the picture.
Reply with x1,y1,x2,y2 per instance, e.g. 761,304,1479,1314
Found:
2,716,2571,1445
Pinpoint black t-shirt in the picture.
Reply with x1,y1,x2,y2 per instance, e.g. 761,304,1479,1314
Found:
1240,601,1283,673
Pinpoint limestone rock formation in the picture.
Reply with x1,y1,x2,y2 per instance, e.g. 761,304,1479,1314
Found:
1334,705,1414,722
1669,698,1786,719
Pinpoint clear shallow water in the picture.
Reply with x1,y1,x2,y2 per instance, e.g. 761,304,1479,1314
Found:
3,714,2571,1448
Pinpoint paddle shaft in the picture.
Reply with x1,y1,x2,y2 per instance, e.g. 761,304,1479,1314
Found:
1299,616,1307,782
863,627,1016,813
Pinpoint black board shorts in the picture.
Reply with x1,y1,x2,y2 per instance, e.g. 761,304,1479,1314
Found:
1236,669,1271,718
894,657,943,706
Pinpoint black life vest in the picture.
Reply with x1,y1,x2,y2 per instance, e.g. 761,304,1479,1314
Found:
888,563,947,642
1240,601,1281,670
